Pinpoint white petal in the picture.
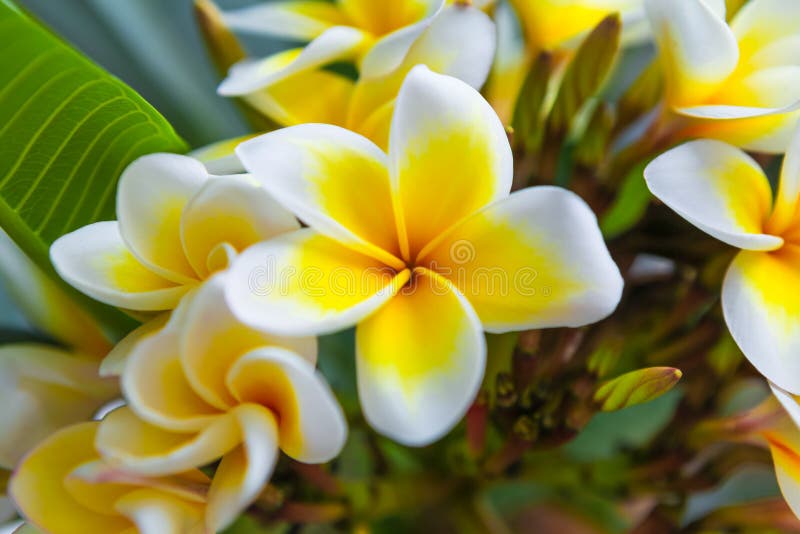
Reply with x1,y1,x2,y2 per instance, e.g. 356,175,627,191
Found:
0,344,117,468
772,123,800,232
123,328,222,432
218,27,367,96
421,186,624,331
235,124,403,265
645,0,739,106
771,383,800,429
226,348,347,462
180,175,299,278
116,154,208,284
225,230,410,336
50,221,189,311
99,314,169,377
356,269,484,446
181,273,316,410
644,140,781,251
206,405,279,532
359,0,444,79
223,1,348,40
722,248,800,394
388,65,513,259
400,3,496,89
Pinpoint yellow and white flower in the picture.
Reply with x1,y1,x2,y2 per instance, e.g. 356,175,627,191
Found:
49,153,299,374
222,0,444,79
0,344,117,469
0,232,118,469
218,2,496,149
646,0,800,153
763,384,800,519
224,66,623,446
10,422,209,534
645,125,800,394
94,274,344,532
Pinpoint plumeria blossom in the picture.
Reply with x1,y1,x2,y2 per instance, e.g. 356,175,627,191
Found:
95,274,345,532
224,66,623,446
219,2,496,150
11,422,209,534
646,0,800,153
486,0,644,122
50,153,298,374
759,384,800,518
222,0,444,78
0,344,117,469
0,232,118,469
645,125,800,394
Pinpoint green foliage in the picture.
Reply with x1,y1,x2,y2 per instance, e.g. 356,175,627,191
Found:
511,52,554,153
548,14,621,135
600,163,651,238
0,0,186,336
595,366,683,412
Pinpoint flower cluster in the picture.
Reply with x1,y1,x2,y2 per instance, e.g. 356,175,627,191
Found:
3,0,800,532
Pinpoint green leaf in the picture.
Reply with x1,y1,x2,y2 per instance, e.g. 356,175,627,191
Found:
0,1,187,337
600,162,650,239
594,366,683,412
548,14,621,136
511,52,554,153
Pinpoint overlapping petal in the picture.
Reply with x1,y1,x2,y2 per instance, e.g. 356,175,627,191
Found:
116,154,208,284
767,123,800,234
11,423,208,534
123,330,222,432
762,419,800,519
50,222,189,311
226,229,410,336
422,187,623,332
389,66,513,259
181,274,316,409
348,3,496,148
206,405,279,532
0,344,117,468
235,125,402,263
644,140,782,251
11,423,134,533
722,247,800,393
226,348,347,462
218,27,367,96
180,175,299,278
96,407,240,477
223,1,349,40
645,0,739,108
355,269,484,446
245,69,355,127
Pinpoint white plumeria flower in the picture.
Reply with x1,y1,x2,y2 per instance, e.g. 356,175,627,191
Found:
94,273,343,533
645,124,800,394
762,383,800,519
646,0,800,153
221,0,444,83
223,66,623,446
11,422,210,534
49,153,299,374
218,2,496,149
0,344,117,469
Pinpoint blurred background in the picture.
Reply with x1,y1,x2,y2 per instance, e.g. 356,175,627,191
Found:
1,2,794,532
